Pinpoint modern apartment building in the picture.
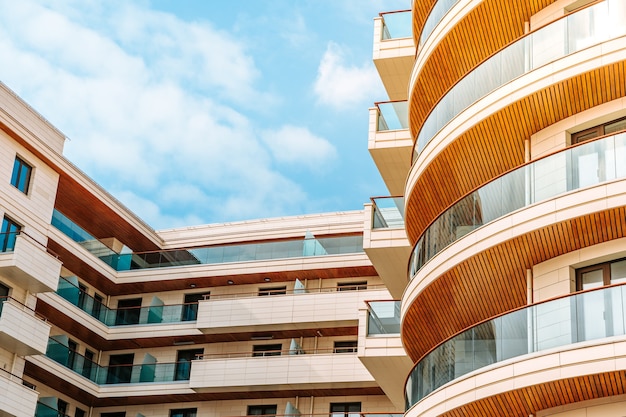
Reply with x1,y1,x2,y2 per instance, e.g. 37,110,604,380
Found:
368,0,626,416
0,61,402,417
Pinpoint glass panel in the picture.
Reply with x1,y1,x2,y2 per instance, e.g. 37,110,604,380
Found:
581,269,604,290
611,260,626,284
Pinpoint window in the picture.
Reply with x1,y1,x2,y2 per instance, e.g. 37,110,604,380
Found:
252,344,282,357
334,340,358,353
67,339,78,370
337,281,367,291
571,116,626,144
170,408,197,417
330,402,361,417
106,353,134,384
101,413,126,417
258,286,287,296
10,156,32,194
115,298,142,325
76,409,86,417
0,216,20,252
175,348,203,381
82,349,95,379
181,292,209,321
247,405,277,416
57,399,68,415
92,293,104,320
576,258,626,290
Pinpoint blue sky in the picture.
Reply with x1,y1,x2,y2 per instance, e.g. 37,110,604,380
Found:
0,0,409,230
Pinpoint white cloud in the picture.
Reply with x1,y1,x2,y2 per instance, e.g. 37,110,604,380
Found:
0,0,313,228
260,126,337,170
314,41,380,110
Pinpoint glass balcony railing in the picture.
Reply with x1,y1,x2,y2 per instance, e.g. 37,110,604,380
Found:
413,0,626,161
367,301,401,335
376,101,408,132
419,0,461,47
372,197,405,229
405,284,626,409
52,209,364,271
56,276,200,325
409,132,626,278
35,401,69,417
46,337,192,384
380,10,412,40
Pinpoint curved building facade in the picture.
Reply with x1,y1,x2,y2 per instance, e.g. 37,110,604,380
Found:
376,0,626,416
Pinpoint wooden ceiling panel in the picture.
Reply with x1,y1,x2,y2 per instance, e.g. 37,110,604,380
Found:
406,62,626,244
441,371,626,417
409,0,555,140
402,207,626,362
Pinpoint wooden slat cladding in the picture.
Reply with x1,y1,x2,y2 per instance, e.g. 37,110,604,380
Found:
412,0,437,46
409,0,555,140
406,61,626,243
55,174,161,252
441,371,626,417
402,207,626,362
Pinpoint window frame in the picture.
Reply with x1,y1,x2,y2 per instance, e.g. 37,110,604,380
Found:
576,257,626,291
337,281,368,291
10,156,32,194
334,340,358,353
258,286,287,296
247,404,277,416
252,343,282,357
169,408,197,417
571,116,626,145
0,216,21,252
329,402,361,417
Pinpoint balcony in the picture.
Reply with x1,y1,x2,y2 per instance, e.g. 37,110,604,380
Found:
405,284,626,411
363,199,410,299
358,301,411,409
373,10,415,101
0,297,51,356
0,233,61,293
409,133,626,280
45,336,192,385
190,348,376,392
197,286,390,334
0,368,38,417
368,102,412,196
52,209,364,272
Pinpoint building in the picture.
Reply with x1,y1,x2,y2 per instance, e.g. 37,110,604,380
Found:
3,0,626,416
369,0,626,416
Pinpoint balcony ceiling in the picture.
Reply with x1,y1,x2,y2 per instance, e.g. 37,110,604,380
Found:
402,206,626,362
409,0,556,140
406,61,626,244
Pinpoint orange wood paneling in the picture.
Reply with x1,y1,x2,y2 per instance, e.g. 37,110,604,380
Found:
406,61,626,244
402,207,626,362
441,370,626,417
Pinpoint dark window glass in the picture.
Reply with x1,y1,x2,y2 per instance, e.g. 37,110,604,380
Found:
175,348,203,381
170,408,197,417
67,340,78,370
252,344,282,357
115,298,142,325
10,156,32,194
258,286,287,296
337,281,367,291
101,413,126,417
182,292,209,321
334,340,358,353
0,216,20,252
330,402,361,417
247,405,277,416
83,349,95,379
106,353,134,384
57,399,68,415
76,409,86,417
92,293,104,321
